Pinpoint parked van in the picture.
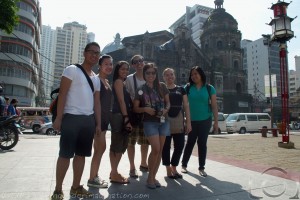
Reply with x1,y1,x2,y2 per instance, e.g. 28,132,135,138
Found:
226,113,271,134
210,112,227,134
18,107,51,133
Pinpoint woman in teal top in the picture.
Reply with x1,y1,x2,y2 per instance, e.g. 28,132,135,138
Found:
181,66,218,177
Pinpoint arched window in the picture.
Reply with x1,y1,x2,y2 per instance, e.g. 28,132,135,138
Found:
236,83,242,94
205,43,208,49
231,41,236,48
217,41,222,49
234,60,239,69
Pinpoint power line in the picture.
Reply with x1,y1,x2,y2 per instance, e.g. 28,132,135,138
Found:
0,50,55,84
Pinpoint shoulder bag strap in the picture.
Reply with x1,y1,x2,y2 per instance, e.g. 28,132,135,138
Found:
133,73,137,90
206,84,212,112
75,64,94,92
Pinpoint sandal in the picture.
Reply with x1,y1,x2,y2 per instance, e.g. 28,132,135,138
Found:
139,165,149,172
167,172,178,179
110,173,130,184
174,172,183,179
129,169,138,178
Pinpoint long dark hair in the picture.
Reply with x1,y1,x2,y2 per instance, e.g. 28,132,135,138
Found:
112,61,129,82
143,63,163,98
188,66,206,86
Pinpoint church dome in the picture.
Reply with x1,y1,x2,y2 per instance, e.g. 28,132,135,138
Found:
202,8,238,31
102,33,124,54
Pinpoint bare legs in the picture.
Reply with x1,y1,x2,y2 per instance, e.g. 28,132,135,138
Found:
89,131,106,180
127,144,135,171
127,144,149,171
146,135,165,185
54,155,85,191
141,144,149,168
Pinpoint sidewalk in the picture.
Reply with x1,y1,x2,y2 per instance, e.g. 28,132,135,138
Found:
0,133,299,200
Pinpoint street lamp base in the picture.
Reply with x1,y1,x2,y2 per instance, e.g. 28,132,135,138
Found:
278,141,295,149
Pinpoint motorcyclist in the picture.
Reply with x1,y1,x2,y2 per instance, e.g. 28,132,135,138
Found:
0,86,6,117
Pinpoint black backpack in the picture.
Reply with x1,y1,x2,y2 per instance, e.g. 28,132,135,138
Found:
186,83,212,112
49,64,94,122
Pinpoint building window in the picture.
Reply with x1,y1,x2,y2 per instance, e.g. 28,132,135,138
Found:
234,60,239,69
217,41,222,49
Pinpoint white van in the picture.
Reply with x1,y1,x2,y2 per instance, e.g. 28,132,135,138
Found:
226,113,271,134
210,112,227,134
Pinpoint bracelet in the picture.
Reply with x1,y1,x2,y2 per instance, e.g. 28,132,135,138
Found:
123,115,128,118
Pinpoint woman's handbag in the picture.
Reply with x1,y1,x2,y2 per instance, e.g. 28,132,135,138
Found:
168,110,184,134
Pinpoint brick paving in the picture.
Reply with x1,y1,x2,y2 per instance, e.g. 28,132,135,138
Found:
201,133,300,181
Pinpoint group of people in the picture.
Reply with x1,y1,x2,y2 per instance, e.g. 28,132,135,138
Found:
51,42,219,200
0,90,19,117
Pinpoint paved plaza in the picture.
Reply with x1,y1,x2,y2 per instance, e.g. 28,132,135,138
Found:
0,132,299,200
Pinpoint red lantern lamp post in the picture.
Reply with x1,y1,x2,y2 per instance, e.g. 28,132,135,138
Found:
268,0,295,148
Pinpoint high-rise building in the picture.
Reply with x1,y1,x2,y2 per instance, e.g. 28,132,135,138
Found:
40,25,56,103
295,55,300,80
87,32,95,43
289,70,298,96
289,56,300,97
0,1,41,106
52,22,88,89
169,4,214,47
241,38,280,100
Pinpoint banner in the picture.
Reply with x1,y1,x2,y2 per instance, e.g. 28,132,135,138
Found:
264,74,277,97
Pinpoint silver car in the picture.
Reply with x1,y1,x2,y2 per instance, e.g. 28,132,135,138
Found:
39,122,58,135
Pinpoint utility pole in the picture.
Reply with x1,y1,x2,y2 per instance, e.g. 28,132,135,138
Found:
263,34,274,128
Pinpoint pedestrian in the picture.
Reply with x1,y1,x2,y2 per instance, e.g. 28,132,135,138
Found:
7,99,18,116
133,63,170,189
51,42,101,200
88,55,113,188
181,66,218,177
109,61,132,184
124,55,149,178
161,68,192,179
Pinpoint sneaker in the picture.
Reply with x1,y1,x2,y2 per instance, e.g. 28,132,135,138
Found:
51,190,64,200
181,167,188,173
199,169,207,177
129,169,138,178
70,185,93,198
87,176,108,188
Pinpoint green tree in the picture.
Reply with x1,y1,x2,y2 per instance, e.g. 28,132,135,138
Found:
0,0,19,34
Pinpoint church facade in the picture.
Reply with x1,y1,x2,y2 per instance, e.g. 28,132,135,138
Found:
107,0,252,113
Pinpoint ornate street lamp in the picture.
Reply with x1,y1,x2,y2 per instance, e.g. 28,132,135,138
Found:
268,0,296,148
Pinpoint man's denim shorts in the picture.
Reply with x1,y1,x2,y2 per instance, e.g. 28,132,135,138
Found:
143,121,170,137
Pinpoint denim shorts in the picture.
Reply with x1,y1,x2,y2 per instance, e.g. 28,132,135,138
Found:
143,121,170,137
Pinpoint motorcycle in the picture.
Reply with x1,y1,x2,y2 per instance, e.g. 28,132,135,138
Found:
0,115,21,150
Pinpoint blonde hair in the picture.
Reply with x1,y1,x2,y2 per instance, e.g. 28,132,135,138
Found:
162,68,175,76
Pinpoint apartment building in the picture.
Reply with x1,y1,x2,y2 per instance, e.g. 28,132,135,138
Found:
52,22,88,90
0,0,42,106
40,25,56,103
169,4,214,47
241,38,280,100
